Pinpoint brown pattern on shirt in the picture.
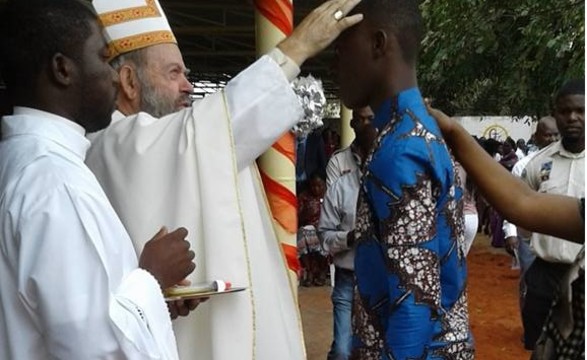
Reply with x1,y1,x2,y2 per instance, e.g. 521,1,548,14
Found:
351,286,387,359
435,290,472,344
386,246,441,311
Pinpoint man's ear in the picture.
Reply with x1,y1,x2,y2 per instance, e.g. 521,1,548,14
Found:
372,29,388,58
118,64,140,101
50,53,76,87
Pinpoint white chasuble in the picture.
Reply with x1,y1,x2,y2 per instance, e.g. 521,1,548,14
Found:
86,56,305,359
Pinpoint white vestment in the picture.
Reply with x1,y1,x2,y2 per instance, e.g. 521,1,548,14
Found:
0,108,178,360
86,55,306,359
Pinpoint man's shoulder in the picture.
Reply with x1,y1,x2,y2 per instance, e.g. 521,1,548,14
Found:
0,149,86,209
331,146,352,157
332,169,359,187
511,154,534,176
88,109,191,152
326,169,360,199
524,142,560,170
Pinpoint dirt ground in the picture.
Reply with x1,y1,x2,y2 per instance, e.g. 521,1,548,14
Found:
299,234,533,359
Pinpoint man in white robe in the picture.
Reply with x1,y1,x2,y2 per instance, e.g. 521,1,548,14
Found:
86,0,363,358
0,1,196,359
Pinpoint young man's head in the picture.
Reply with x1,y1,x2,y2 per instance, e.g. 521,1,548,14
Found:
553,79,585,152
533,115,559,149
334,0,422,109
110,43,193,117
0,0,118,132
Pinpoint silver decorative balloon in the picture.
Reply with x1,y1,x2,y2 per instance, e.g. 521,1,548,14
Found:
291,75,326,137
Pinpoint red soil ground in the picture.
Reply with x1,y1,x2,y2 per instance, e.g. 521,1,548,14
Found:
299,234,533,359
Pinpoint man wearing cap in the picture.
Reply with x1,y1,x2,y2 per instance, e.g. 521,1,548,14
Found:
86,0,363,359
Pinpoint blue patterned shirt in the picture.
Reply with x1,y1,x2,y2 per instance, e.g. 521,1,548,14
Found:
351,88,474,359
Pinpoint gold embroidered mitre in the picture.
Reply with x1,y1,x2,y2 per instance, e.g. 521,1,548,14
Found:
92,0,176,59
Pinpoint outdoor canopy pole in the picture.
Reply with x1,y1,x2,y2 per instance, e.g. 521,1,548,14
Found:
253,0,300,295
340,103,354,148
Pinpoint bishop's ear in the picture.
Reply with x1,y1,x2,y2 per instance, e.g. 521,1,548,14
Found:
118,64,140,101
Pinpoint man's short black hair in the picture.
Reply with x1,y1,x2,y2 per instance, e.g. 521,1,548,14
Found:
0,0,97,99
358,0,423,63
556,79,585,102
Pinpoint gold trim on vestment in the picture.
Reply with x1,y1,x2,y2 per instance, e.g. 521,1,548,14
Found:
99,0,160,27
222,91,257,359
107,30,176,58
250,161,307,358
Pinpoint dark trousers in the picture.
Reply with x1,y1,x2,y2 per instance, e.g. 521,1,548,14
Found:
522,257,571,350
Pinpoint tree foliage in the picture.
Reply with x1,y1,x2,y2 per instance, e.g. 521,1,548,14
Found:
418,0,584,118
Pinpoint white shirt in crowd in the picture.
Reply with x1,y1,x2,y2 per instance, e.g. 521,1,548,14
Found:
522,140,585,263
0,107,178,360
319,170,361,270
502,150,540,239
325,146,360,187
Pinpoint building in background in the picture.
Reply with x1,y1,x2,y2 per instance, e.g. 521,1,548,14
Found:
456,116,535,142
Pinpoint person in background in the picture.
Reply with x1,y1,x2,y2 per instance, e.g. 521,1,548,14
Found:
500,137,519,171
455,163,478,255
503,115,559,339
323,128,341,159
298,173,328,287
426,99,584,360
520,79,584,351
476,137,500,236
490,137,519,248
516,138,528,158
297,129,329,192
319,106,377,360
325,106,375,187
0,1,196,358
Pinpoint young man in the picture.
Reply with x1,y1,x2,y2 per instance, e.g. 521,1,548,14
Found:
0,1,196,358
85,0,364,358
333,0,474,358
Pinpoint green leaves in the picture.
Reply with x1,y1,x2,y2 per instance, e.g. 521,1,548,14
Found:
418,0,585,118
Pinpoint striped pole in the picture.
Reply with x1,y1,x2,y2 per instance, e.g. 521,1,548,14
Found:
253,0,300,290
340,103,354,148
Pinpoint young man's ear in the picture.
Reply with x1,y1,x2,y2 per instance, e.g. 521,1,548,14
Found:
372,29,388,58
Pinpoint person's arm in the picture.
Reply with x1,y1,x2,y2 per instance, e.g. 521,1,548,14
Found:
224,0,363,170
503,219,519,255
18,184,192,359
426,105,584,243
325,155,341,187
318,181,352,255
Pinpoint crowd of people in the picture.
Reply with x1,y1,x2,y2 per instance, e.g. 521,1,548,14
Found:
0,0,583,359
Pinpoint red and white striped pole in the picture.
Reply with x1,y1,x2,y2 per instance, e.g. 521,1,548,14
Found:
253,0,300,293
